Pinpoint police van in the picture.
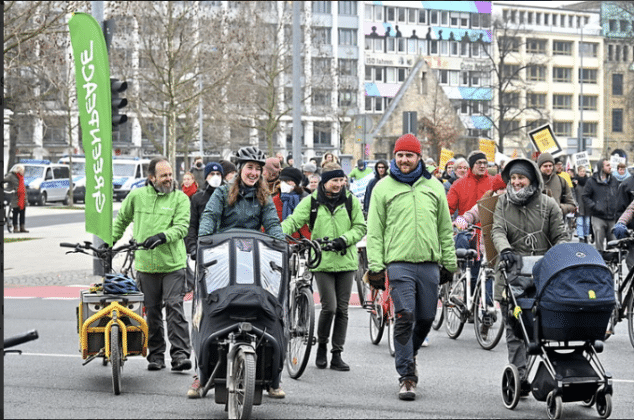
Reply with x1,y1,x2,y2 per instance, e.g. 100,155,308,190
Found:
58,155,150,202
18,159,72,205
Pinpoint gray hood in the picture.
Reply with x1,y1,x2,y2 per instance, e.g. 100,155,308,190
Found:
501,158,544,192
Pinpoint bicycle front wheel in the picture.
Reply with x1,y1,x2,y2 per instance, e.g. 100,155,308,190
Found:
369,290,385,344
228,347,256,420
286,287,315,379
627,293,634,349
432,283,447,330
444,275,465,339
110,324,122,395
474,285,504,350
355,248,370,308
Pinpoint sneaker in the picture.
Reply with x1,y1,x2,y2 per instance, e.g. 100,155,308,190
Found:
187,376,203,399
148,360,166,371
421,337,429,347
398,380,416,401
267,387,286,399
172,358,192,371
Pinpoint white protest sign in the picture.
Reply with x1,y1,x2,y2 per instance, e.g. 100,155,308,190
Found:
573,151,590,170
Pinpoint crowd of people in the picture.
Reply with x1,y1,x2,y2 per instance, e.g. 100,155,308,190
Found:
103,135,632,403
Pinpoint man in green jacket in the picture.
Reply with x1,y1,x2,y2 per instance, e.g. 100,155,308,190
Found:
348,159,373,182
282,164,367,371
366,134,457,401
113,157,192,372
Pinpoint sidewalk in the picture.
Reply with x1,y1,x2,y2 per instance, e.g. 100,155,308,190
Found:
4,203,125,287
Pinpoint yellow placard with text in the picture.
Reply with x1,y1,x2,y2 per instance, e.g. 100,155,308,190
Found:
528,124,562,156
439,148,454,171
479,138,496,163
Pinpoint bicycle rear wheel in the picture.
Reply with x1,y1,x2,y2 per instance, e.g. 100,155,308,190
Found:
432,283,447,330
286,287,315,379
474,285,504,350
444,275,465,339
369,290,385,344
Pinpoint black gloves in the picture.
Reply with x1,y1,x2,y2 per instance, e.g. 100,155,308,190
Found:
500,249,519,266
143,233,167,250
439,266,453,285
331,237,347,251
366,270,386,290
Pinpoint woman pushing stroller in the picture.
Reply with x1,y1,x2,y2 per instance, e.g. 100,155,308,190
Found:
491,158,567,394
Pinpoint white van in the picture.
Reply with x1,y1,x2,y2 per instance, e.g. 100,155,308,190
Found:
112,157,150,201
18,159,72,205
58,155,86,203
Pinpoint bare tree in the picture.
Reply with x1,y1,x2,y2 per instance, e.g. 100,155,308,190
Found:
477,16,550,154
419,83,463,163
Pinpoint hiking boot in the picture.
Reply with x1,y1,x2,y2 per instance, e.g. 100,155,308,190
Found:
148,360,166,371
398,380,416,400
315,344,328,369
19,225,29,233
330,352,350,371
187,376,203,399
171,358,192,371
267,387,286,399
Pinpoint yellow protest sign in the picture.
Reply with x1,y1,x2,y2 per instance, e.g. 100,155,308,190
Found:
479,138,496,163
528,124,562,156
439,148,454,171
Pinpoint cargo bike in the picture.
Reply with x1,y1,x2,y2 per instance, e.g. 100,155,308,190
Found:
191,229,289,419
60,240,148,396
500,243,615,419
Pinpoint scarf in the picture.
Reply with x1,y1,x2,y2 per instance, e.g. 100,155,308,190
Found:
612,169,631,183
574,174,588,187
181,182,198,198
506,183,537,206
280,192,301,220
16,173,25,210
388,159,430,186
317,183,346,214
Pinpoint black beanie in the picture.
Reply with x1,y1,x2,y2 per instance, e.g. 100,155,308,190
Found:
509,161,535,182
468,152,487,169
279,167,303,186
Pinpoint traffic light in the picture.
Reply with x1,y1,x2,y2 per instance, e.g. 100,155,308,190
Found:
110,78,128,130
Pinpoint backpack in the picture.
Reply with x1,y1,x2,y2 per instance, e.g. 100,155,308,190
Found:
308,194,353,231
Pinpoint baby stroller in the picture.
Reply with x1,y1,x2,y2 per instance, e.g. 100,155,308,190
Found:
501,242,615,419
191,229,289,419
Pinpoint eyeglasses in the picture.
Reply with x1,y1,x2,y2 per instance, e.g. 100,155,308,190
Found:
475,161,488,166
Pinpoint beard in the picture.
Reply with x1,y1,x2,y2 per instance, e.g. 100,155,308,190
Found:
155,180,174,194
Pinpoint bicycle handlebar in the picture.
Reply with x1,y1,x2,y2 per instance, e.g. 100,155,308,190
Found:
60,239,144,259
4,330,38,350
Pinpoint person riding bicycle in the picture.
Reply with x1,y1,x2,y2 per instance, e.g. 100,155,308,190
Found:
366,134,457,401
491,158,567,395
193,146,286,399
612,198,634,269
112,157,193,373
281,162,367,372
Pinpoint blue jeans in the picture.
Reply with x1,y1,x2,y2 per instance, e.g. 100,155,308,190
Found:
387,262,439,384
576,215,591,239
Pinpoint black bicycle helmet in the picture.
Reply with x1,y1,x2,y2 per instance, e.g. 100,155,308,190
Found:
103,273,140,294
233,146,267,166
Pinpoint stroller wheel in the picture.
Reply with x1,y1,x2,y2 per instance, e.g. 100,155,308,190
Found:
596,392,612,419
546,391,563,419
501,364,521,410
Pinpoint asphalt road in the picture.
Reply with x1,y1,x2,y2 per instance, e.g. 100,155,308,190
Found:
4,297,634,419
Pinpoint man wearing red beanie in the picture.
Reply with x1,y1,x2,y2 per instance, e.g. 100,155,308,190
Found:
366,133,457,401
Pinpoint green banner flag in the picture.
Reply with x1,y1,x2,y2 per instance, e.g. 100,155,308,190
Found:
68,13,113,245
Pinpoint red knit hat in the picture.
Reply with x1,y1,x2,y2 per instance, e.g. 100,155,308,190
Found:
393,134,421,155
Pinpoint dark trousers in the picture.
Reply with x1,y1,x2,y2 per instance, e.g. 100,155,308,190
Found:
137,269,191,363
12,207,25,227
314,271,355,353
387,262,439,384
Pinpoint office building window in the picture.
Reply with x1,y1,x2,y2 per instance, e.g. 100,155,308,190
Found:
439,69,448,85
386,67,396,83
612,109,623,133
553,67,572,83
612,73,623,95
528,93,546,108
553,121,572,137
398,7,406,23
312,58,331,76
338,90,356,107
502,64,520,80
408,8,417,24
338,29,357,46
430,10,438,24
313,122,331,146
386,6,395,22
579,42,598,58
338,1,356,16
471,13,480,28
364,4,373,20
527,65,547,81
312,1,331,14
312,89,331,107
609,19,617,32
398,68,407,82
553,94,572,109
503,92,520,108
430,40,438,55
418,9,426,24
579,68,597,84
583,122,597,137
553,41,572,55
386,37,396,52
338,59,356,77
313,27,331,44
441,11,448,25
579,95,597,111
526,39,547,54
375,5,383,21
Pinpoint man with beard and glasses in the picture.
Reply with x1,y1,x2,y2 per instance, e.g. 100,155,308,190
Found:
112,157,193,373
366,134,457,400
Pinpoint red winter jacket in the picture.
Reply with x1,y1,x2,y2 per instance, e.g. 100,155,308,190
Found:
272,193,311,240
447,170,494,217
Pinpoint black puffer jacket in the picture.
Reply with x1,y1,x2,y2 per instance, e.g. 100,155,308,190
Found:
185,183,218,254
582,162,620,221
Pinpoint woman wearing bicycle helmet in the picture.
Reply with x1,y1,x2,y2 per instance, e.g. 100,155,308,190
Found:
192,146,285,399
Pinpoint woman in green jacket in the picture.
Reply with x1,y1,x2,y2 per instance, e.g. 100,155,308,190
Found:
282,164,367,371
